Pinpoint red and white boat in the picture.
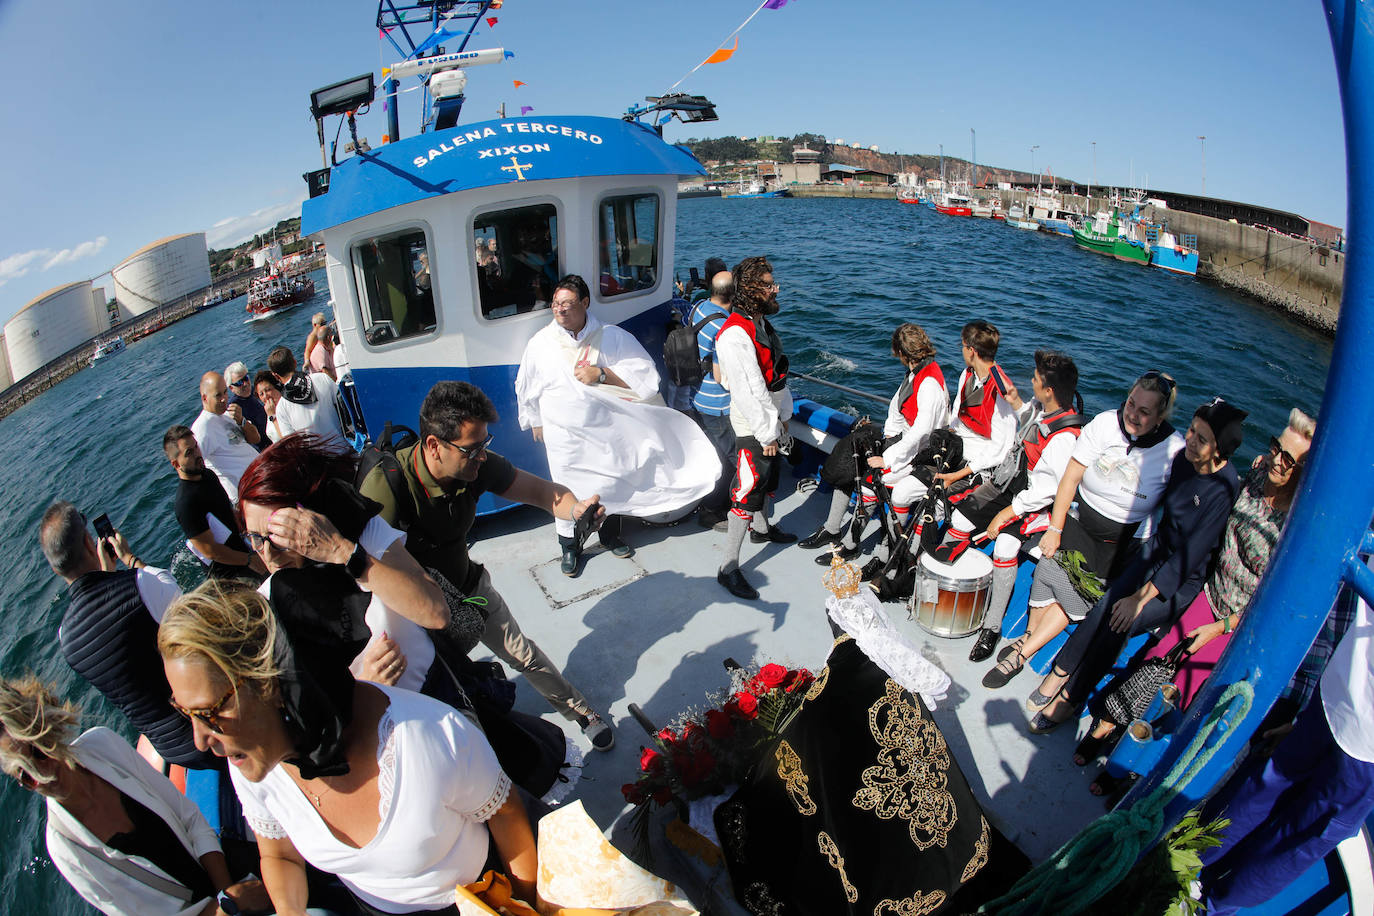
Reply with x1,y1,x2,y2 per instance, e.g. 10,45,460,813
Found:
935,189,973,216
246,269,315,318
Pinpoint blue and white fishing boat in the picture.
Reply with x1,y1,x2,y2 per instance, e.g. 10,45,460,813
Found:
1149,225,1201,276
282,1,1374,913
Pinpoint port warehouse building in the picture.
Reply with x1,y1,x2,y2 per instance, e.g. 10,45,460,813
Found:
2,232,211,390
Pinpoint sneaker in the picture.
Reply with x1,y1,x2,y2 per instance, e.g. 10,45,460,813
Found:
578,713,615,751
750,527,798,545
560,545,581,577
717,568,759,600
797,527,842,550
968,628,1000,663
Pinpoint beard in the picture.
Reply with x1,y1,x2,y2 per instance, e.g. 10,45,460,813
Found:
759,295,780,315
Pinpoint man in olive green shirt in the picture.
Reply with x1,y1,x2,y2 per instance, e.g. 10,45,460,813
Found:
359,381,614,750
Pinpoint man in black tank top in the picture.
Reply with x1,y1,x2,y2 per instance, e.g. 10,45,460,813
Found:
163,425,264,583
39,501,217,769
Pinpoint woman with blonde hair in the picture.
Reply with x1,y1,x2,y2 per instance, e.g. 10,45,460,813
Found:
159,579,536,915
0,675,269,915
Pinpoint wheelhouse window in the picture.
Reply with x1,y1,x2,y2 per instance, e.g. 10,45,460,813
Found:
352,229,436,345
598,193,660,297
473,204,559,319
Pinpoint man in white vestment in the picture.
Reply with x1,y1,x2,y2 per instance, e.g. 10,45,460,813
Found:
516,274,716,576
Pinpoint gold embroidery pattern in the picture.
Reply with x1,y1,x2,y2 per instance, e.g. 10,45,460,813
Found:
962,816,990,883
873,890,946,916
833,633,853,647
718,801,749,863
817,830,859,903
775,740,817,816
852,679,957,851
804,664,830,701
743,881,787,915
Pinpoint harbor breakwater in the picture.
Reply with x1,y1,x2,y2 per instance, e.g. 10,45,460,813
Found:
786,185,1343,332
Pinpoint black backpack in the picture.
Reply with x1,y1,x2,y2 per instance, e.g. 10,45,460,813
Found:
354,421,420,530
663,310,724,387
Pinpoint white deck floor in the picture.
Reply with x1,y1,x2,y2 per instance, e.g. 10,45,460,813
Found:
470,481,1103,864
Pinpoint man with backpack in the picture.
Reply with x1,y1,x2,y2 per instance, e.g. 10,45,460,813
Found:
688,266,736,528
358,380,615,751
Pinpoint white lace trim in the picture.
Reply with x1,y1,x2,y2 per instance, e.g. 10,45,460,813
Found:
539,735,583,807
825,590,951,708
246,813,288,840
473,771,512,823
376,710,398,823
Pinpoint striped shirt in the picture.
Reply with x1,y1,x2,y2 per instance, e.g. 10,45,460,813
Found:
690,298,731,416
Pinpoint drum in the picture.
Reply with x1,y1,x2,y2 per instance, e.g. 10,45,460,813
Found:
909,550,994,639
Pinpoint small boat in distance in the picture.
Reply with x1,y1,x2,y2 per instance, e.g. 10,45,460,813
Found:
1005,203,1039,230
89,336,125,364
1148,225,1201,275
936,181,973,216
246,270,315,319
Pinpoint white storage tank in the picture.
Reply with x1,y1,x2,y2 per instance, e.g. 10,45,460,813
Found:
111,232,211,316
0,335,12,390
4,280,103,381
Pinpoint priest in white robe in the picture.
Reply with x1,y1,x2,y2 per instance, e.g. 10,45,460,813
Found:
515,274,717,576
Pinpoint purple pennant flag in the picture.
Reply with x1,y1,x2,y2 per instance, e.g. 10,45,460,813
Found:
763,0,792,8
521,106,534,116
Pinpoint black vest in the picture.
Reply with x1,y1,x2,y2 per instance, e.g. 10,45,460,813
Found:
62,571,216,769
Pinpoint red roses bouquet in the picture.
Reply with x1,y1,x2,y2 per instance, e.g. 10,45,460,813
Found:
621,662,814,842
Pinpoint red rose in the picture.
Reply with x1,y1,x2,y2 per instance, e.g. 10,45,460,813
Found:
657,727,677,744
758,663,788,689
786,669,814,693
723,698,743,718
682,748,717,788
706,708,735,739
652,787,673,805
681,721,706,745
734,692,759,718
640,747,665,774
621,782,646,805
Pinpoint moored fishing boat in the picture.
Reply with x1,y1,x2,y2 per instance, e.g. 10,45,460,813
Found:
936,187,973,216
88,335,125,364
1072,207,1121,256
1149,225,1201,275
1112,208,1153,265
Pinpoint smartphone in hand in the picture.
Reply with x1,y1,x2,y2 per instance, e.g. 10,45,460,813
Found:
92,513,115,540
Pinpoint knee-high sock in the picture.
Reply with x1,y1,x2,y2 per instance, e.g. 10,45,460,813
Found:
824,489,850,535
984,556,1019,631
751,504,771,534
721,509,750,573
874,504,911,561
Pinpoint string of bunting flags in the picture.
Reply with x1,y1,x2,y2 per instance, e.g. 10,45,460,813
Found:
666,0,795,92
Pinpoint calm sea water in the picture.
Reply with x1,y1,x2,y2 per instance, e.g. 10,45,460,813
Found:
0,197,1332,913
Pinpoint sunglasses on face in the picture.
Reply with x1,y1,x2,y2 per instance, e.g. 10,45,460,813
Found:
443,433,494,457
169,678,243,734
244,530,275,551
228,377,249,388
1268,436,1298,472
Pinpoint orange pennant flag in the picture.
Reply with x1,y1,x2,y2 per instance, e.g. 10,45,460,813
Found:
702,37,739,65
513,80,526,88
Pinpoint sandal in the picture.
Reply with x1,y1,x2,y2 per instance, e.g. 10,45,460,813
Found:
1072,725,1120,767
997,636,1026,665
1028,690,1075,734
1090,771,1137,807
982,651,1027,689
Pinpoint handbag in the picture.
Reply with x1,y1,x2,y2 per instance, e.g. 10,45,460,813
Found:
1100,643,1190,727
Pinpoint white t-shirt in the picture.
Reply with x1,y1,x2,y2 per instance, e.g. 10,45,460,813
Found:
257,517,434,693
135,567,182,622
1322,555,1374,762
276,373,345,445
1072,410,1185,524
231,685,510,912
190,409,259,504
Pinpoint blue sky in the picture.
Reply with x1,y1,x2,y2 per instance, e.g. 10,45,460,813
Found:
0,0,1345,325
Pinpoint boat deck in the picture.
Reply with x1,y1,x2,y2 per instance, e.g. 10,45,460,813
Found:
468,477,1102,865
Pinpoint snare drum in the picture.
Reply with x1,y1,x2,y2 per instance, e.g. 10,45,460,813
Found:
909,550,994,639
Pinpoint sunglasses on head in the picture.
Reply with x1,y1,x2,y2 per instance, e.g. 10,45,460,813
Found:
1140,369,1176,398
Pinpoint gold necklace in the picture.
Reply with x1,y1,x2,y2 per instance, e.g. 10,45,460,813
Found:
302,776,333,809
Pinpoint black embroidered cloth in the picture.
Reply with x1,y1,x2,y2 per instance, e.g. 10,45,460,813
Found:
715,637,1021,915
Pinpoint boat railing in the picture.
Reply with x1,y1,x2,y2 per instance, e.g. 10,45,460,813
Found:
790,370,889,406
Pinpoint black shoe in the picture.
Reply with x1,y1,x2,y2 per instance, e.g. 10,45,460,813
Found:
814,544,859,565
697,508,728,530
859,557,887,581
599,536,634,558
968,628,1000,663
798,527,842,550
750,527,798,545
717,568,759,600
560,545,581,577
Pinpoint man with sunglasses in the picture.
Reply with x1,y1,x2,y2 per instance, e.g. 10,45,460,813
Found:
38,500,218,769
359,380,616,750
224,360,268,452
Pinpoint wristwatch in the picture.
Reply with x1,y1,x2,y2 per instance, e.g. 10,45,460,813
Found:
597,367,606,384
216,889,241,915
345,541,368,578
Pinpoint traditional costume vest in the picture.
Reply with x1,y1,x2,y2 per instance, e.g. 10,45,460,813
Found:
719,313,789,391
897,360,947,425
1021,407,1085,469
956,364,1012,437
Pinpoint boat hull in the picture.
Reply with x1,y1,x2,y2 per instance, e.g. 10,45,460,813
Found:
1112,239,1152,265
1072,226,1116,255
936,204,972,216
725,189,789,199
1037,218,1074,236
1151,245,1200,275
